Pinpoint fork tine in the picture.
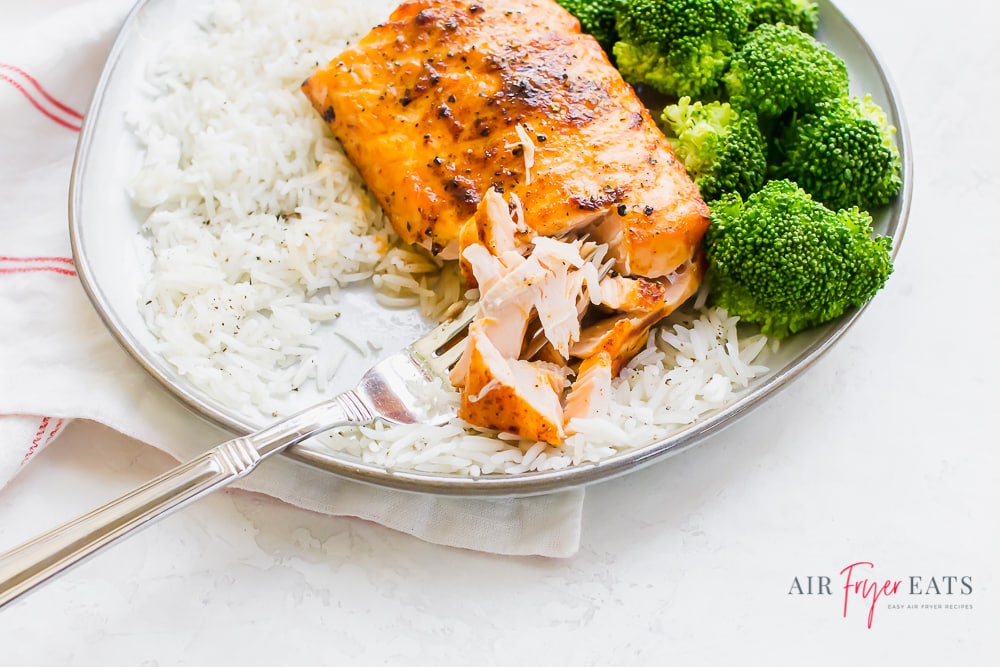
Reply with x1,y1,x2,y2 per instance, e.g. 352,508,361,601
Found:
425,337,468,376
410,301,479,361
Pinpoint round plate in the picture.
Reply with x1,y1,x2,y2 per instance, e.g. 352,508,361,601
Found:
69,0,911,497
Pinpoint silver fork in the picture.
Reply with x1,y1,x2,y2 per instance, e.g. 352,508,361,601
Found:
0,301,477,609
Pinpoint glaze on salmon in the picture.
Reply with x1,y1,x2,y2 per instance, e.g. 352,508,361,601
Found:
302,0,709,277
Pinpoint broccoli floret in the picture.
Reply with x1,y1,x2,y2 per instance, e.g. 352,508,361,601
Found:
749,0,819,35
615,0,752,46
613,0,752,99
704,180,893,338
660,97,767,200
555,0,621,49
614,34,734,100
773,95,903,212
723,22,848,118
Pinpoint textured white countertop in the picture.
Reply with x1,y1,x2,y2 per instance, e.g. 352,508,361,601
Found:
1,0,998,663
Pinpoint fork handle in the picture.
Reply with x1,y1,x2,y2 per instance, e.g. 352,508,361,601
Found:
0,391,368,609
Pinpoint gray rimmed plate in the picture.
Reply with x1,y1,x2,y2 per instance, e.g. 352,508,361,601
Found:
69,0,911,497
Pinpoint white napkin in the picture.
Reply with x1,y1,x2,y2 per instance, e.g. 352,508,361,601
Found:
0,0,584,558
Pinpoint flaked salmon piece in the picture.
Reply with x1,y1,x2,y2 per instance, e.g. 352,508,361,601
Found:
455,233,593,382
452,188,614,439
301,0,709,276
571,260,703,374
597,274,669,313
460,318,568,445
460,243,507,296
451,192,538,388
477,252,546,317
563,351,613,426
459,188,532,287
448,268,534,388
571,312,662,377
477,189,528,256
532,267,585,359
531,236,588,270
450,187,705,442
521,252,608,364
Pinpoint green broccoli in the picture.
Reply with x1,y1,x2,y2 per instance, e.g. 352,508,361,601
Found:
704,179,893,338
555,0,621,49
660,97,767,200
613,0,753,99
773,95,903,212
723,22,848,118
749,0,819,35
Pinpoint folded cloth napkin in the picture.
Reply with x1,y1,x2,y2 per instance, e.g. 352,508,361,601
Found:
0,0,584,558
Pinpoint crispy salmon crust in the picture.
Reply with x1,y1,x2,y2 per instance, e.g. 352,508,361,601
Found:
301,0,709,277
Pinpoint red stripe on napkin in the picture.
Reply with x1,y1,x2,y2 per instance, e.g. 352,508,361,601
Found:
0,64,83,118
0,63,82,132
21,417,65,465
0,256,77,277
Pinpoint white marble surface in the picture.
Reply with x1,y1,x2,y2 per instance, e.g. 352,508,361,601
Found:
2,0,999,663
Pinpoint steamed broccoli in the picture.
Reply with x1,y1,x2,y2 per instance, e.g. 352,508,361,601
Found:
749,0,819,35
704,180,893,338
773,95,903,212
555,0,621,49
613,0,753,99
660,97,767,200
723,22,848,118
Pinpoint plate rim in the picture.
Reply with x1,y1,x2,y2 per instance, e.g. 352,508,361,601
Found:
69,0,912,497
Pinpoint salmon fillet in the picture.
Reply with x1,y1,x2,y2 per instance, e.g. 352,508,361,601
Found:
301,0,709,277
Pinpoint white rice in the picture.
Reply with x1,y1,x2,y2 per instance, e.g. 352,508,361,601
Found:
129,0,775,476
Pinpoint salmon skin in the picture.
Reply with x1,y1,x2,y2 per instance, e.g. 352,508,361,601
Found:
302,0,709,278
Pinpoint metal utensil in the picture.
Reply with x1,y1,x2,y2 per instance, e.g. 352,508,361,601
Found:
0,302,475,609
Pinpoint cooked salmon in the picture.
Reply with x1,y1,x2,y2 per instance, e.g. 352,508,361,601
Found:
303,0,712,443
301,0,709,278
450,189,701,443
461,318,570,444
562,350,613,425
571,261,703,377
